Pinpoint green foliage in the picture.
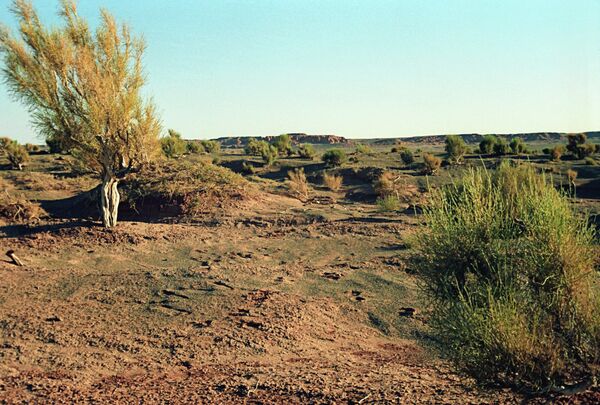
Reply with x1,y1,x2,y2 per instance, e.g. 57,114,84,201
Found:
45,136,66,154
376,195,401,211
297,144,316,159
261,144,278,166
479,135,498,154
186,141,203,154
445,135,467,163
400,149,414,165
355,143,373,154
422,153,441,174
272,134,293,156
509,137,527,154
321,149,348,167
412,163,600,390
493,138,511,155
5,140,29,170
200,140,220,154
245,139,270,156
161,129,186,158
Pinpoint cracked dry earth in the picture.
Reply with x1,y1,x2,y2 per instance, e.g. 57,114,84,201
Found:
0,198,586,403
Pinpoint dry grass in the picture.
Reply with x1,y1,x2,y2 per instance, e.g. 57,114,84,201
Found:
423,153,442,175
0,192,46,223
373,171,419,203
567,168,578,185
287,168,310,201
323,172,343,191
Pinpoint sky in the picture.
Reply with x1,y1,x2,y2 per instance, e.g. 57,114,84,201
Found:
0,0,599,143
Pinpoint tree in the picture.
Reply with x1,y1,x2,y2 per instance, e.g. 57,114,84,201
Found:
0,0,161,227
161,130,186,158
272,134,292,156
509,137,527,154
322,149,347,167
479,135,498,154
444,135,467,163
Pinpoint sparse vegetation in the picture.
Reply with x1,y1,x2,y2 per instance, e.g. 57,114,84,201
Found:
287,167,310,200
566,168,578,186
376,195,401,211
161,130,186,158
412,163,599,391
5,140,29,170
493,138,511,155
422,153,441,175
272,134,293,156
323,172,343,191
479,135,498,154
551,145,565,161
322,149,348,167
355,143,373,154
444,135,467,163
400,149,414,165
298,144,316,159
261,144,278,166
509,137,527,154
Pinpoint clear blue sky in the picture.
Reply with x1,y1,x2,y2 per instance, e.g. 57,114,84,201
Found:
1,0,599,143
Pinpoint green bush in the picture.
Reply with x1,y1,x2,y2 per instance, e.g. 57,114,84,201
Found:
479,135,498,154
400,149,414,165
200,140,221,154
297,144,316,159
355,143,373,154
376,195,401,211
322,149,348,167
261,144,278,166
412,163,599,391
272,134,293,156
5,140,29,170
445,135,467,163
186,141,203,154
509,137,527,154
245,139,270,156
493,138,511,155
161,129,186,158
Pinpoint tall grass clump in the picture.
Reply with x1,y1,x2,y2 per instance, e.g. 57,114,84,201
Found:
412,162,599,391
287,168,310,201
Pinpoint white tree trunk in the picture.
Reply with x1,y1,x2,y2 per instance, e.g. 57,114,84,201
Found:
100,177,120,228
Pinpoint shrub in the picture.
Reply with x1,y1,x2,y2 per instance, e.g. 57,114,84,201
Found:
261,144,278,166
412,163,599,391
322,149,347,167
566,133,595,159
584,157,598,166
566,168,578,185
45,136,66,154
422,153,441,175
355,143,373,154
323,172,342,191
551,145,565,161
509,137,527,154
376,195,401,211
298,144,316,159
0,136,11,152
201,140,221,154
5,141,29,170
400,149,414,165
241,161,256,175
391,147,399,153
479,135,498,154
24,143,39,153
542,147,551,155
211,156,221,165
186,141,203,154
245,139,270,156
161,130,186,158
493,138,511,155
445,135,467,163
287,168,310,200
0,192,46,222
272,134,293,156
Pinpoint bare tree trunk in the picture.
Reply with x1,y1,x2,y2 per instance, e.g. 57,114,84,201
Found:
100,176,120,228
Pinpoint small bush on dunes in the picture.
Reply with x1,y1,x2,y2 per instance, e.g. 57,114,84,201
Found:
412,162,599,391
322,149,347,167
287,168,310,201
323,172,343,191
376,195,400,211
422,153,441,175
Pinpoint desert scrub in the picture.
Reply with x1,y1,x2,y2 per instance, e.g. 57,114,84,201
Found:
287,168,310,201
122,160,251,217
412,162,599,391
323,172,343,191
322,149,347,167
0,191,46,223
422,153,441,175
376,195,400,211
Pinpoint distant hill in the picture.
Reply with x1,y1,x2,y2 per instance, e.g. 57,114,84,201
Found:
370,131,600,145
215,133,351,148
